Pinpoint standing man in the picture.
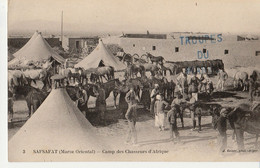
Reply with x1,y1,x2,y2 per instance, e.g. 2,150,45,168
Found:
177,68,189,99
76,84,88,113
212,107,231,154
171,93,186,128
94,84,106,122
186,94,198,131
125,86,138,145
150,84,160,116
189,72,199,101
154,95,169,131
217,69,228,91
167,106,180,143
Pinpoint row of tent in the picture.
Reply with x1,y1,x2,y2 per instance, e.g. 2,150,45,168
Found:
8,31,122,161
8,31,126,71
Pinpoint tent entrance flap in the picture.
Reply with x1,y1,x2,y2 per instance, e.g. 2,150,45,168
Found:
98,60,105,67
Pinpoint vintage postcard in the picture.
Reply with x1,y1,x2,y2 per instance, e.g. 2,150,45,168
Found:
6,0,260,162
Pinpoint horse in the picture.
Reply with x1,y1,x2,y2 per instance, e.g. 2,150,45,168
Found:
8,70,27,88
218,103,260,150
125,64,145,79
89,66,115,83
133,57,147,64
83,79,120,109
122,53,133,64
12,85,49,117
143,63,160,76
145,52,164,64
163,63,178,75
233,71,249,91
123,77,143,101
66,85,88,113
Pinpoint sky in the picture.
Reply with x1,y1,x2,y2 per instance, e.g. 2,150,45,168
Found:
8,0,260,35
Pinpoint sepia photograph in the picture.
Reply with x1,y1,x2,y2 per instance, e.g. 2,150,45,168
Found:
4,0,260,162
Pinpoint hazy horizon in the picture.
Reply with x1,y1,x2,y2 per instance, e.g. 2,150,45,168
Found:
8,0,260,36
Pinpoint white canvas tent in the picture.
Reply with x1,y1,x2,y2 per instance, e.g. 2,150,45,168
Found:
9,88,110,161
13,31,39,58
74,39,126,71
9,31,65,67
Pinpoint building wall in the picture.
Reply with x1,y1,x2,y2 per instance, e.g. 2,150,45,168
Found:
119,35,260,68
68,38,98,53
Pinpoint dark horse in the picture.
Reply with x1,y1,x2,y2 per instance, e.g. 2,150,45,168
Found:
13,85,49,117
66,85,88,113
226,103,260,150
211,103,260,150
83,79,121,109
145,52,164,64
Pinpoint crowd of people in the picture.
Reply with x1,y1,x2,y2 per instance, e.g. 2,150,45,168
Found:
123,69,212,144
122,67,259,152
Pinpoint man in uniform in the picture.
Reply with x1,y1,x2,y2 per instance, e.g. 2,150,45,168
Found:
177,68,189,99
94,84,106,122
167,105,180,143
125,86,138,146
217,69,228,91
171,93,186,128
150,84,160,116
186,94,199,131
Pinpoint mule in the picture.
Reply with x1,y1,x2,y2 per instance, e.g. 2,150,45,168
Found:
143,63,160,76
227,103,260,150
125,64,145,79
233,71,249,91
83,79,121,109
89,66,115,83
13,85,49,117
145,52,164,64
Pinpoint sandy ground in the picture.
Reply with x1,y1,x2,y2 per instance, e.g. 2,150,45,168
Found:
8,68,260,161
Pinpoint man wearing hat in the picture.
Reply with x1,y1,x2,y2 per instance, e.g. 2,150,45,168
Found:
213,107,233,154
150,84,160,116
167,105,180,143
154,94,169,131
125,86,138,145
94,84,106,122
171,93,186,128
216,69,228,91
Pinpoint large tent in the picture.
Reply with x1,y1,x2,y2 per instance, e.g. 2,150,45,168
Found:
9,31,65,67
9,88,109,161
75,39,126,71
13,31,39,58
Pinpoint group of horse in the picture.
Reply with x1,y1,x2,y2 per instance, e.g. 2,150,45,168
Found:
7,51,260,152
119,52,225,78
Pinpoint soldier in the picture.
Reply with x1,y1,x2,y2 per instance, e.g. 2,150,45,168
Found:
217,69,228,91
167,106,180,143
171,93,186,128
177,68,189,99
125,86,138,146
150,84,160,116
154,94,169,131
94,84,106,122
212,107,231,154
186,94,198,131
189,72,199,101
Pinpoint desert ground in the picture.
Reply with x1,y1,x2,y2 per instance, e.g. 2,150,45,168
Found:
8,67,260,161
